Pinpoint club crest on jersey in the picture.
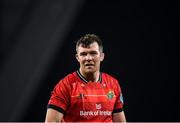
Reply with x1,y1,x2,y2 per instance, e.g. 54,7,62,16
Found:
107,91,114,99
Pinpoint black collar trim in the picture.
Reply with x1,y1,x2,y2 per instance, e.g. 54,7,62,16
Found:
76,70,102,83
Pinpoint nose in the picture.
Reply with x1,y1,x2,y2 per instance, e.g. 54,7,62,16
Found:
85,54,93,60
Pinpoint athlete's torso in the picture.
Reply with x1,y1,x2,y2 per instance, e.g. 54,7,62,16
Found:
63,71,118,122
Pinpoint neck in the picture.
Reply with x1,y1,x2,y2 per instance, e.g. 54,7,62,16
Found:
79,69,100,82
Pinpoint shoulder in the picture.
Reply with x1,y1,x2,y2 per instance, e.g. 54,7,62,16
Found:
56,71,77,86
102,73,122,93
63,72,76,82
101,72,119,83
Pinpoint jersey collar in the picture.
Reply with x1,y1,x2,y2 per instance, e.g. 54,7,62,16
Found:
76,69,102,83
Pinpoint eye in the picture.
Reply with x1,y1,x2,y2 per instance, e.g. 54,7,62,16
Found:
80,52,87,56
90,51,98,55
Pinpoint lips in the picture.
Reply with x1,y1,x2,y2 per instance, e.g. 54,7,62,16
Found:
85,64,94,66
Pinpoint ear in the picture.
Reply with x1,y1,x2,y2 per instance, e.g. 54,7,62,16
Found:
75,54,80,62
100,52,105,61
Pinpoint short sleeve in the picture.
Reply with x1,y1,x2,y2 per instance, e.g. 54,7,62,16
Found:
113,80,124,113
47,79,70,114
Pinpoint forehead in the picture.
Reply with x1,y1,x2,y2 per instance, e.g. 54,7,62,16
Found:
77,42,100,52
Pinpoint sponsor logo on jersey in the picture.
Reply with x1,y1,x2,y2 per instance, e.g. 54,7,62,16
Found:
107,90,114,99
95,103,101,109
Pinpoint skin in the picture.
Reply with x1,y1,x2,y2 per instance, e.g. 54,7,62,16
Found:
75,42,104,82
45,42,126,122
113,111,126,122
45,108,63,123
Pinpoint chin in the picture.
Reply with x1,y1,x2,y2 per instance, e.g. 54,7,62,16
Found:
85,69,96,74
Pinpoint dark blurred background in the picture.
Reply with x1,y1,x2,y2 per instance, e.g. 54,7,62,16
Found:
1,0,179,122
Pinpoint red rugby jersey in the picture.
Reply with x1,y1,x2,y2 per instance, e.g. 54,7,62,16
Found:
48,70,124,122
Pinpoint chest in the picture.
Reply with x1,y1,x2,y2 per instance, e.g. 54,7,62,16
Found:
70,82,116,111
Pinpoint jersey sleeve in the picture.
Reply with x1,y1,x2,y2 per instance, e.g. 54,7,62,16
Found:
113,80,124,113
47,78,70,114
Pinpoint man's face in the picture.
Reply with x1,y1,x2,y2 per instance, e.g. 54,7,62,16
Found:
76,42,104,74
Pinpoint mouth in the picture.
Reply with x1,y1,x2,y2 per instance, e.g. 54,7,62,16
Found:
85,64,94,67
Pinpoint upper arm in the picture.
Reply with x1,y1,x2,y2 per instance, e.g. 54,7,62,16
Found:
113,80,124,112
45,108,64,122
46,78,71,122
113,111,126,122
113,79,126,122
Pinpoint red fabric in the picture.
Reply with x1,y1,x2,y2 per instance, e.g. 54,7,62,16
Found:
48,71,123,122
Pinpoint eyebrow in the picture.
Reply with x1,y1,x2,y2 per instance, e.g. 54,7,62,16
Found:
79,50,98,54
